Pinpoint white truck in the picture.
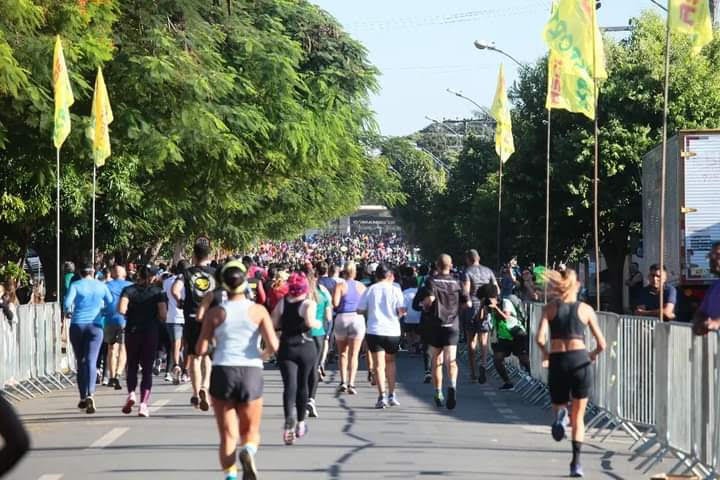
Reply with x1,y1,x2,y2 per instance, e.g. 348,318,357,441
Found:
642,130,720,317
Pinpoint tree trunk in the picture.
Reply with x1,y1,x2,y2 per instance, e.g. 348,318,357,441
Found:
600,228,630,314
142,239,165,264
172,237,187,265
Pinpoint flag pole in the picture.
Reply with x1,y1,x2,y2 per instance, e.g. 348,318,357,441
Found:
659,16,672,322
544,108,552,302
497,158,503,271
592,5,601,311
56,148,61,302
91,161,96,269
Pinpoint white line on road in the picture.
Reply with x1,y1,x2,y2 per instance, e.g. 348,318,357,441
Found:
150,399,170,413
174,383,191,392
37,475,63,480
88,427,129,449
498,408,515,414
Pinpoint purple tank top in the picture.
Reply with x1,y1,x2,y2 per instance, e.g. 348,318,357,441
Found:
337,280,360,313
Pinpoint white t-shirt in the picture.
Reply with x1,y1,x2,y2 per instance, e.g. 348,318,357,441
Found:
502,298,524,331
163,275,185,325
402,288,421,324
358,281,405,337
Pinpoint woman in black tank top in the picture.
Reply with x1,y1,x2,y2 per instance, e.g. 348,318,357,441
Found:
271,273,320,446
535,269,606,478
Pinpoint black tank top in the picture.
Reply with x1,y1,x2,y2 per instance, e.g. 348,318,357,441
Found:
280,298,308,338
549,301,586,340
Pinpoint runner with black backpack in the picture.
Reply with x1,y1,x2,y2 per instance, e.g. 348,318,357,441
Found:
173,238,216,411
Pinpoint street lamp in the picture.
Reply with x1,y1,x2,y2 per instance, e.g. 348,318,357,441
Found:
473,40,525,68
445,88,493,119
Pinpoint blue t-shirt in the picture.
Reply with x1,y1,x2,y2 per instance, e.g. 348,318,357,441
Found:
105,279,133,326
63,278,113,326
638,285,677,313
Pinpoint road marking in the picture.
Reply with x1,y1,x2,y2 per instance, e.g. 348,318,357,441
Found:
150,399,170,413
498,408,515,414
88,427,129,449
37,475,63,480
174,383,191,392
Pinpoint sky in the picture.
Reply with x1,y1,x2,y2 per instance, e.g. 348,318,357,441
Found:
311,0,658,137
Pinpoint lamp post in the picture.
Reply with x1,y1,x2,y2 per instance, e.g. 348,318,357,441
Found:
473,40,525,68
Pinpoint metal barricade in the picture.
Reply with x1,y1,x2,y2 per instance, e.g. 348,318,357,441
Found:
616,315,659,427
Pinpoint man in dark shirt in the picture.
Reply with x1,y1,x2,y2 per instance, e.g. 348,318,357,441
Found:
420,254,467,411
635,264,677,321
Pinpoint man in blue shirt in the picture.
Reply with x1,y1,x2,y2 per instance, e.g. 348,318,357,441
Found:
694,242,720,335
104,265,133,390
63,262,113,414
634,264,677,321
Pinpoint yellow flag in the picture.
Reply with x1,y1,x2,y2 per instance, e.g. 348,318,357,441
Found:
669,0,714,54
489,64,514,163
543,0,606,119
52,36,74,149
88,68,113,167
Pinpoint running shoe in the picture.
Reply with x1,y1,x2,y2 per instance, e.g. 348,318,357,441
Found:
78,398,88,409
138,402,150,417
388,394,400,407
283,423,296,446
122,392,136,414
239,448,258,480
190,395,200,408
552,407,569,442
499,382,515,391
181,373,190,383
102,376,109,386
113,377,122,390
478,366,487,384
369,372,377,386
375,396,388,409
86,396,96,414
423,371,432,384
336,383,347,394
570,463,584,477
164,372,172,383
347,385,357,395
434,392,445,408
307,399,319,418
199,389,210,411
446,387,457,410
295,421,308,438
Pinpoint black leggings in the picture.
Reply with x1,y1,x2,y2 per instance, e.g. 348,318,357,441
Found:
278,337,317,424
0,394,30,475
308,336,324,399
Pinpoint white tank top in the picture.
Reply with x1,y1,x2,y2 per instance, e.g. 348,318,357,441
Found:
213,299,263,368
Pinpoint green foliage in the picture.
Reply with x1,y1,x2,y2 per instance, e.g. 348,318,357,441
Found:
0,0,387,294
0,261,29,284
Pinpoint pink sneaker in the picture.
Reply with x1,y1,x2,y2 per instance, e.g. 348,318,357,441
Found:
138,402,150,418
296,421,308,438
122,392,136,414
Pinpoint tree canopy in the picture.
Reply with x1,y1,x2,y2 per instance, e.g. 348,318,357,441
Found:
0,0,391,295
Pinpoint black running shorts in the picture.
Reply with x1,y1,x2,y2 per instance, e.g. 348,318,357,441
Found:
183,320,201,356
366,334,401,354
427,325,459,348
548,350,593,404
209,365,264,403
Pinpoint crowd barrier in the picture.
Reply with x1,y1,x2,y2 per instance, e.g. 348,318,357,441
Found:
0,302,75,401
506,303,718,478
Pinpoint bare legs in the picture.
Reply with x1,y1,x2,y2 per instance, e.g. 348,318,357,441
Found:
335,336,364,387
212,397,263,472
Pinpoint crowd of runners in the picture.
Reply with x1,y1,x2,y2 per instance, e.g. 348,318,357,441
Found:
6,234,718,479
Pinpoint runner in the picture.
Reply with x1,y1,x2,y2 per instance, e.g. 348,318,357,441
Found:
420,254,465,410
173,239,216,411
332,261,366,393
163,261,187,385
118,265,167,417
358,263,406,409
104,265,132,390
271,272,320,445
197,261,278,480
481,284,531,391
315,261,336,378
535,268,606,478
306,272,333,418
63,261,113,414
461,249,498,384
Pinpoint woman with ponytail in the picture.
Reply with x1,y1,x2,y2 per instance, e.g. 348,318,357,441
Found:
535,268,606,478
197,260,278,480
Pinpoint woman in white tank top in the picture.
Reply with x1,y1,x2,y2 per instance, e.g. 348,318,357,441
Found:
197,260,278,480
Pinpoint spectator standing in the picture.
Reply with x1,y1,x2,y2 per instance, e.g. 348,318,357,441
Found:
634,264,676,321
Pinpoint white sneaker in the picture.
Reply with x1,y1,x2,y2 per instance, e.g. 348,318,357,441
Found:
172,365,182,385
101,376,109,386
181,373,190,383
138,402,150,417
388,394,400,407
164,373,172,383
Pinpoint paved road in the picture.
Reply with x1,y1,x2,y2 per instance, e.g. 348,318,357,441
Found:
7,354,647,480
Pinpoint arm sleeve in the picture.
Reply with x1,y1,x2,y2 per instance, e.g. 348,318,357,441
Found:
666,286,678,305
